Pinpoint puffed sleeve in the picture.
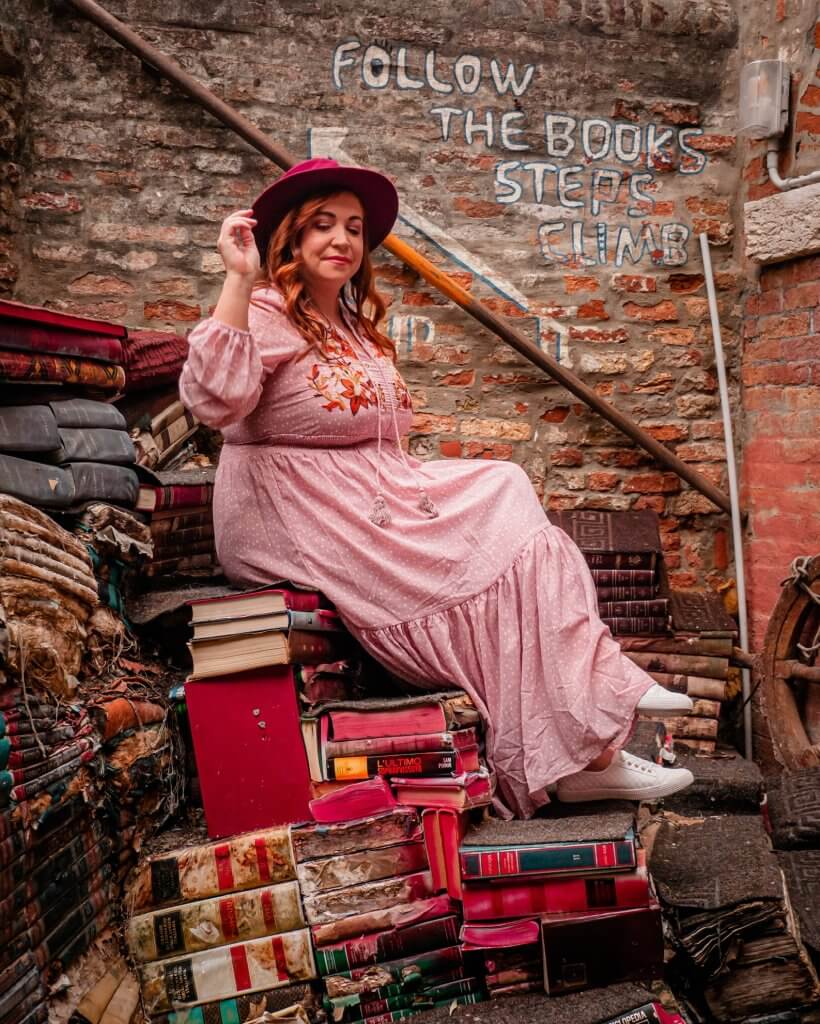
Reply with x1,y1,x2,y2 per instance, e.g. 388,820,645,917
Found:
179,289,302,429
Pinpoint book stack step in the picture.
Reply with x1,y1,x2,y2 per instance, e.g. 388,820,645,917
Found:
619,590,739,755
456,804,663,997
119,387,199,472
547,509,670,637
299,691,493,809
138,467,219,581
125,826,317,1020
292,809,485,1023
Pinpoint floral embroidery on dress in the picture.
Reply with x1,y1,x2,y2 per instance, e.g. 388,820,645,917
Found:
306,327,412,416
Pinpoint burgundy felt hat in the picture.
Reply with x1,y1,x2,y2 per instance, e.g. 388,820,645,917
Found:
251,158,399,260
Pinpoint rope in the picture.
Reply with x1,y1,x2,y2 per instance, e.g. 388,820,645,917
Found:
780,555,820,662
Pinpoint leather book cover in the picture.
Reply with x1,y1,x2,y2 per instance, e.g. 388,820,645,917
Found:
57,427,135,465
315,915,460,975
139,929,316,1014
0,298,125,338
67,462,138,506
322,945,465,998
302,870,435,927
669,590,738,637
50,399,127,430
541,903,663,994
127,880,305,963
0,320,123,363
547,510,661,569
127,821,295,912
0,453,75,509
291,807,421,863
0,407,61,453
296,841,428,897
310,894,455,948
150,983,314,1024
590,568,656,587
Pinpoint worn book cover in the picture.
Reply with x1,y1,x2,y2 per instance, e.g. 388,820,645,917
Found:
315,915,460,975
602,616,669,637
325,728,478,761
150,983,314,1024
323,968,468,1015
541,903,663,994
547,510,661,569
140,929,316,1014
669,591,738,637
127,827,295,912
326,976,482,1024
590,568,656,587
302,871,435,927
126,880,305,963
462,865,650,921
311,894,455,948
323,946,466,998
291,808,421,863
460,832,636,881
296,841,428,897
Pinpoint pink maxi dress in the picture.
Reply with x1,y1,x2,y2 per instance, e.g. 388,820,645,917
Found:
179,287,653,818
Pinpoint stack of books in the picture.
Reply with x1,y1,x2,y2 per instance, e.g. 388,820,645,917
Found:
119,387,199,470
126,826,317,1021
292,809,485,1023
619,590,739,755
299,692,492,809
457,807,664,996
547,509,669,636
182,585,352,836
137,468,218,580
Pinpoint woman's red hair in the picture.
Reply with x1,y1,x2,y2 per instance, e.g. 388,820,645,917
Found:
254,190,395,359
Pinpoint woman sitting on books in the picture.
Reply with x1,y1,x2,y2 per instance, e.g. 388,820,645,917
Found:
180,158,694,818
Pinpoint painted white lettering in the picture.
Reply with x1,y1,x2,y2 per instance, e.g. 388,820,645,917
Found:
425,50,454,94
454,54,482,95
396,47,424,90
465,108,495,146
571,222,596,266
615,224,659,266
430,106,463,142
590,168,622,216
495,162,523,204
646,124,675,169
538,221,568,263
361,45,391,89
661,223,690,264
332,40,360,90
558,165,584,208
544,114,577,158
489,58,535,97
500,111,530,151
627,173,655,216
678,129,708,174
614,123,642,163
523,161,558,203
582,118,613,161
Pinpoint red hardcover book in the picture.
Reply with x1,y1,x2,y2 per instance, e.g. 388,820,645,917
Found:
315,916,461,974
308,777,398,824
138,482,213,512
0,299,125,336
391,771,494,811
590,569,656,587
0,321,124,364
185,667,313,837
422,809,469,899
188,585,322,622
325,728,479,760
326,748,478,782
541,902,663,994
460,919,541,950
311,894,455,948
462,865,650,921
325,704,449,742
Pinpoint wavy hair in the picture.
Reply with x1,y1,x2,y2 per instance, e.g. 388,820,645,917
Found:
254,190,395,359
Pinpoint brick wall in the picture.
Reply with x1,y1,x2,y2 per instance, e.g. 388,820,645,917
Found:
1,0,749,599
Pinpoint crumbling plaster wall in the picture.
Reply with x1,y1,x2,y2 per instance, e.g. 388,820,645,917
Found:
5,0,748,594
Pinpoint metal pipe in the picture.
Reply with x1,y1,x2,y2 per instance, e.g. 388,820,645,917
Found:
766,140,820,192
699,233,752,759
65,0,733,515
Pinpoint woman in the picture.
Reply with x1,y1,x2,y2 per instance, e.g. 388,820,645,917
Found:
180,157,694,818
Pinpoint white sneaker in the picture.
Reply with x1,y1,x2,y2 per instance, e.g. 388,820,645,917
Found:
556,750,695,803
636,683,694,717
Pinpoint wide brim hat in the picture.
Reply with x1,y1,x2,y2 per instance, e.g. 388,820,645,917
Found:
251,158,399,260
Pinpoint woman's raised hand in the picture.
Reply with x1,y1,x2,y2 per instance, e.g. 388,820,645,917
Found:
217,209,261,280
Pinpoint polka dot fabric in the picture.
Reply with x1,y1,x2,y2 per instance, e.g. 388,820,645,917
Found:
180,288,653,817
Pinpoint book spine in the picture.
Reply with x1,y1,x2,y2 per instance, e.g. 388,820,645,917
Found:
151,538,215,559
327,751,459,782
292,809,422,863
287,630,348,665
151,524,214,546
130,828,295,912
598,600,669,618
153,984,315,1024
303,871,435,927
310,894,454,947
462,869,650,920
150,511,213,535
595,586,657,601
625,651,729,681
459,838,636,880
323,969,467,1013
616,636,733,657
324,947,465,998
287,610,341,631
315,916,460,975
590,569,655,587
324,729,476,760
151,484,213,511
585,552,656,570
602,617,668,636
655,716,719,739
646,672,727,701
126,881,305,963
139,930,317,1014
297,842,428,897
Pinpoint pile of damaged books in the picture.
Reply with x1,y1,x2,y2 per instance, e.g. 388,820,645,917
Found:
125,826,316,1023
547,509,669,637
457,804,663,996
618,590,739,755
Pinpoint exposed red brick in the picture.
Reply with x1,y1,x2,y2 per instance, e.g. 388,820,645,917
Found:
438,370,475,386
647,327,695,345
20,191,82,212
576,300,610,321
685,197,729,216
632,495,667,513
432,345,471,365
67,273,133,296
783,281,820,309
669,572,698,588
645,423,688,442
375,264,417,286
550,448,584,467
569,326,629,343
801,84,820,108
143,300,200,322
796,111,820,134
438,440,462,458
541,406,570,423
758,311,811,338
623,299,679,322
692,218,733,245
463,441,513,459
587,471,619,491
742,363,811,387
596,449,648,468
482,298,528,318
411,413,456,434
748,181,780,201
612,97,642,122
668,273,704,294
563,275,599,293
713,530,729,570
745,290,783,316
676,442,726,462
687,134,736,154
743,155,766,182
454,197,505,218
611,274,656,294
649,100,701,126
402,290,439,307
623,472,681,494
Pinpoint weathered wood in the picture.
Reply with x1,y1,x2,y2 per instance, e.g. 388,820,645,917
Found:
655,716,719,740
626,651,729,680
779,660,820,683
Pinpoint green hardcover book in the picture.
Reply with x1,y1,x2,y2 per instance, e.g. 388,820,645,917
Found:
315,916,459,975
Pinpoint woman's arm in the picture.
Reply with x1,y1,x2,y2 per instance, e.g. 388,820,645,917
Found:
213,210,259,330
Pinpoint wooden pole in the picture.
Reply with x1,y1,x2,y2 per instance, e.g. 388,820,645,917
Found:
64,0,732,515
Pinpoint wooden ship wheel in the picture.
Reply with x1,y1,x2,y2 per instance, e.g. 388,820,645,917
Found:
756,555,820,769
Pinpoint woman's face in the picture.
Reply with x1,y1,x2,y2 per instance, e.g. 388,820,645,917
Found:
296,191,365,293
